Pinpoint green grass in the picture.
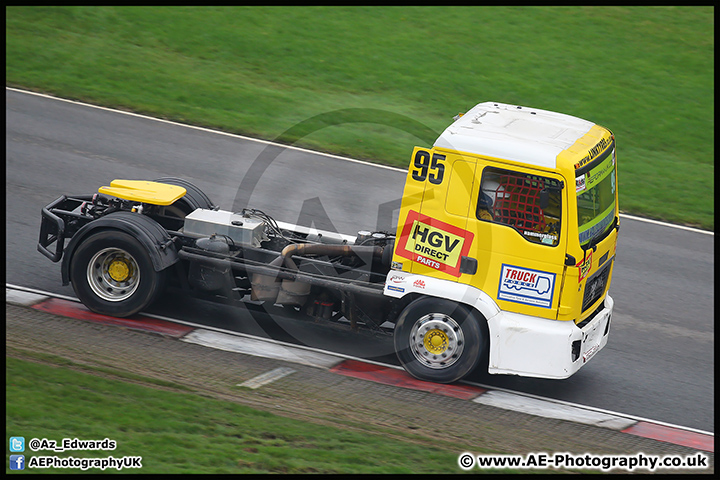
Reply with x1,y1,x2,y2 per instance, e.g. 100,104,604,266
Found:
6,356,480,474
5,6,713,229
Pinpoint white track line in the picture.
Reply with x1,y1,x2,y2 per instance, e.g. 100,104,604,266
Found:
7,87,714,235
6,284,84,303
5,289,48,307
619,213,712,235
6,87,403,173
472,390,636,430
183,329,343,369
238,367,296,389
461,378,714,437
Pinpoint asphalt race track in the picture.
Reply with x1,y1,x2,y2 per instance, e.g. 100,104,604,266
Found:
5,88,714,433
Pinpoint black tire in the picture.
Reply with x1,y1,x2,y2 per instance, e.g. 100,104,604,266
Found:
70,230,166,317
394,297,486,384
153,177,216,216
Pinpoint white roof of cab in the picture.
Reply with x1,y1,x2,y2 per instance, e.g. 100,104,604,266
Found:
433,101,595,169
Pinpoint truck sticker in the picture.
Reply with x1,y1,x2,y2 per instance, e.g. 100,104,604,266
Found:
576,174,587,193
523,230,557,245
395,210,474,277
574,136,612,170
576,251,593,282
583,343,600,363
498,264,556,308
583,153,615,191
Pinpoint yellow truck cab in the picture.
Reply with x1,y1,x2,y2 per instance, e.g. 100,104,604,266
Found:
387,101,618,381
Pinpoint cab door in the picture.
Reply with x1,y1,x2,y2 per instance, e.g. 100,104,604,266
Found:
393,147,477,282
465,162,568,319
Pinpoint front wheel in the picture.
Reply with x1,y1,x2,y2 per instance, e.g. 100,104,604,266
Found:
70,230,166,317
394,297,486,384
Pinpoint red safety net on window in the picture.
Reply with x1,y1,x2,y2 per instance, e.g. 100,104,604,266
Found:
492,174,546,232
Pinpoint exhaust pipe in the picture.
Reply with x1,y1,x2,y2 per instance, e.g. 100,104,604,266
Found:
254,243,383,306
278,243,383,270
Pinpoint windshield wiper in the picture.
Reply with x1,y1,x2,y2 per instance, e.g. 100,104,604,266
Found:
581,215,619,262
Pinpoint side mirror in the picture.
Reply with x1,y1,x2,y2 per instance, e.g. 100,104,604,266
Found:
539,188,550,209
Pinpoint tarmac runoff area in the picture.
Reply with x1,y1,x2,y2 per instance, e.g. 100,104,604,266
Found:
6,285,714,472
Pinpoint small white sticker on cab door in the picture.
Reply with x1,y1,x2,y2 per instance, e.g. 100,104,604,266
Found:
498,264,556,308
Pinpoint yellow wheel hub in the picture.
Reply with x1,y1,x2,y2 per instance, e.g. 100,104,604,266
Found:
108,259,131,282
423,329,449,355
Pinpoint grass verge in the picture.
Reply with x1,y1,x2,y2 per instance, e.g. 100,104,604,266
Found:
6,355,498,474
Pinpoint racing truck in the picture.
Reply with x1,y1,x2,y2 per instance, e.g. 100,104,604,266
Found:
38,101,619,384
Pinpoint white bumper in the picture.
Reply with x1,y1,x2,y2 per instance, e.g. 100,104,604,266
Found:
383,271,613,380
487,295,613,379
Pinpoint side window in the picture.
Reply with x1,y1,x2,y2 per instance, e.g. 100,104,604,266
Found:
477,167,562,246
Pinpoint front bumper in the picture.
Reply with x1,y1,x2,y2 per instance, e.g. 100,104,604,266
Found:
487,295,613,379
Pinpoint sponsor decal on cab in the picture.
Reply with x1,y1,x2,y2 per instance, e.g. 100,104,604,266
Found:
576,250,593,283
498,264,556,308
395,210,474,278
576,174,587,193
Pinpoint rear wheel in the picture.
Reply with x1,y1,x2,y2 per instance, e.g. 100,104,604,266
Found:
154,176,215,214
70,230,165,317
151,177,216,230
394,297,486,384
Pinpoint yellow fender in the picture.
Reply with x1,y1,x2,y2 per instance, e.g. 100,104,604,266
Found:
99,180,186,206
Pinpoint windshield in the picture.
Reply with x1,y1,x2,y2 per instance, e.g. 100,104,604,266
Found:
576,149,616,246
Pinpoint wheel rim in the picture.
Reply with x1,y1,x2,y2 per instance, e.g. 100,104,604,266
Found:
409,313,465,369
87,247,140,302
